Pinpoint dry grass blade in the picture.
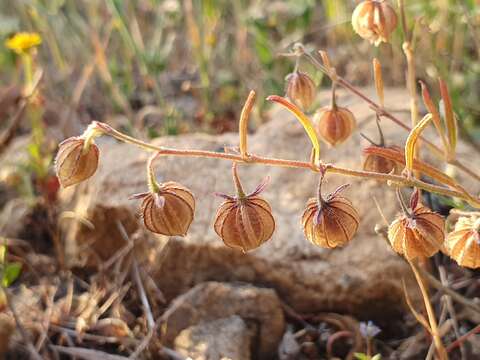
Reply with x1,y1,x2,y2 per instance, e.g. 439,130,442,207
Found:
401,279,432,333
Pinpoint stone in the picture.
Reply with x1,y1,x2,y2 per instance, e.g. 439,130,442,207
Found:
60,87,480,323
174,315,252,360
165,282,283,358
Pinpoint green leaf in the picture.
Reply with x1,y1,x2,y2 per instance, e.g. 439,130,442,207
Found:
2,262,21,287
354,353,369,360
372,354,382,360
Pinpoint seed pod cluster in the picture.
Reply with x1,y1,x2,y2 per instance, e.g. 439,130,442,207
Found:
285,71,316,110
55,137,99,188
446,217,480,269
214,165,275,252
352,0,398,46
302,171,360,249
134,182,195,236
313,106,356,146
388,201,445,260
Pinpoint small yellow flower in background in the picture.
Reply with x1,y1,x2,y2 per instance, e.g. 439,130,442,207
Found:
5,32,42,54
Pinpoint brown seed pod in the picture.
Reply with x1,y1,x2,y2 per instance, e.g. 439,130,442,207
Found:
388,192,445,260
55,137,99,188
133,181,195,236
285,71,316,110
363,152,398,174
214,164,275,252
352,0,398,46
313,106,356,146
446,216,480,269
302,171,360,248
361,120,401,174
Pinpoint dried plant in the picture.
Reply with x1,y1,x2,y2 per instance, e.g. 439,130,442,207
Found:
52,2,480,358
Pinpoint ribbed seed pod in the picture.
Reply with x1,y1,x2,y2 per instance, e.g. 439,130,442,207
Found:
363,152,398,174
285,71,316,110
314,106,356,146
302,174,360,249
214,164,275,252
135,181,195,236
55,137,99,188
388,206,445,260
352,0,398,46
446,217,480,269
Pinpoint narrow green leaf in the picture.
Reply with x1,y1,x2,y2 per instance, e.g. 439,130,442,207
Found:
266,95,320,163
2,262,21,287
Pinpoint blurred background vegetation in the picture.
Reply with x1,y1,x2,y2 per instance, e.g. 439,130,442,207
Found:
0,0,479,139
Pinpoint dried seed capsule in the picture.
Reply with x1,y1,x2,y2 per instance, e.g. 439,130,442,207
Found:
302,173,360,248
313,106,356,146
285,71,316,110
363,152,398,174
352,0,398,46
134,182,195,236
446,217,480,269
214,164,275,252
55,137,99,188
388,205,445,260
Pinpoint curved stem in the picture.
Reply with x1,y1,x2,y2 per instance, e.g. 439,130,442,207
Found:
239,90,256,158
232,162,246,198
93,122,480,208
147,153,161,193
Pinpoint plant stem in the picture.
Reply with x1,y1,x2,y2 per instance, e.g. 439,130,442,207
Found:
147,153,161,193
408,259,448,360
93,122,480,208
232,162,246,198
298,45,480,182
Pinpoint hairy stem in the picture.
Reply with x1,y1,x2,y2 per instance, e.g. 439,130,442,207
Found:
93,122,480,208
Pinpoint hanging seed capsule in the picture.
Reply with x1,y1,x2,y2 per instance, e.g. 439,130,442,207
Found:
446,217,480,269
361,117,400,174
352,0,398,46
55,137,99,188
133,182,195,236
363,152,398,174
214,163,275,252
302,170,359,248
388,190,445,260
285,71,316,110
313,106,356,146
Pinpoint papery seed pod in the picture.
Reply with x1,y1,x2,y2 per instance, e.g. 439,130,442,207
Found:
361,119,401,174
446,217,480,269
352,0,398,46
55,137,99,188
285,71,316,110
214,164,275,252
363,152,398,174
313,106,356,146
134,181,195,236
388,197,445,260
302,173,360,248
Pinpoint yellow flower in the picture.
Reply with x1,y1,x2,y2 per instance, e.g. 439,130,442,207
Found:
5,32,42,54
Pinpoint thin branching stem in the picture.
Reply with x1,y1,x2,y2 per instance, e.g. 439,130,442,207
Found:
297,44,480,182
93,121,480,208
